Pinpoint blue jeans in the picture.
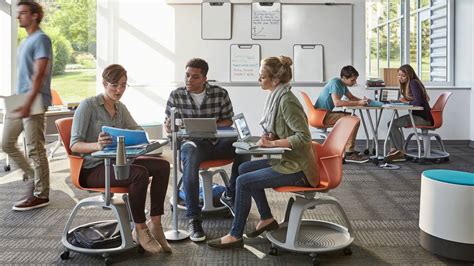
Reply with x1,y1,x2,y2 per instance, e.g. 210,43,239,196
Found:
230,159,308,238
180,138,250,219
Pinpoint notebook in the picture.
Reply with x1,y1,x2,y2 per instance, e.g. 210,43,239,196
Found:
182,118,217,137
0,94,44,118
102,126,149,150
232,113,259,150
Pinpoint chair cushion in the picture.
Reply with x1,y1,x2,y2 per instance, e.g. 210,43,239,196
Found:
423,170,474,186
200,159,233,169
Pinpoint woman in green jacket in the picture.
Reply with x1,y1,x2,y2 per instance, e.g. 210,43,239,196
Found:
207,56,319,249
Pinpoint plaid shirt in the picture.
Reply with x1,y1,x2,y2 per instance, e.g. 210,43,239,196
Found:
165,83,234,121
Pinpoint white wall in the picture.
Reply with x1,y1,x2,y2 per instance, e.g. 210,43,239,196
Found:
96,0,472,141
454,0,474,142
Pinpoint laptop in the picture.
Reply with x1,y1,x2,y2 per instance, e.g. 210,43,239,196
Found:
232,113,260,150
182,118,217,137
0,94,44,118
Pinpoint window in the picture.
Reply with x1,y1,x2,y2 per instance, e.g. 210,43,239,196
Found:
5,0,97,102
366,0,453,85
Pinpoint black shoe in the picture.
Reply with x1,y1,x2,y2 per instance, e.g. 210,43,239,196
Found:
188,219,206,242
246,220,279,238
207,237,243,249
220,193,235,217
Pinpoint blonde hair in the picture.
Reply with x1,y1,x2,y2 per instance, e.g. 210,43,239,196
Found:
398,64,429,101
260,56,293,84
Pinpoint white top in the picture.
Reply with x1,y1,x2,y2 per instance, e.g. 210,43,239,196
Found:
190,90,206,107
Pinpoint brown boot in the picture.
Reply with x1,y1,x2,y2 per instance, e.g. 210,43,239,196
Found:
147,220,172,253
132,227,161,253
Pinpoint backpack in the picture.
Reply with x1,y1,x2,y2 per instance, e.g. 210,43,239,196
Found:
67,220,122,249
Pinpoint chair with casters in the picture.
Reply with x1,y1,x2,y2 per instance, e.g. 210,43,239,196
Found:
55,117,138,264
403,92,452,163
171,158,232,213
266,116,360,265
300,91,331,140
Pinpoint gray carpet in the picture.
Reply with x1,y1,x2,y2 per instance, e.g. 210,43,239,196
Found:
0,143,473,265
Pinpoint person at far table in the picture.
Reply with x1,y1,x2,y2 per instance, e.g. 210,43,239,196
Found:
385,64,433,163
313,65,369,163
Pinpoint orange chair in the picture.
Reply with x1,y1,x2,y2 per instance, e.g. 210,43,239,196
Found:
51,89,64,106
403,92,452,162
266,116,360,264
55,117,137,263
300,91,331,139
172,158,233,213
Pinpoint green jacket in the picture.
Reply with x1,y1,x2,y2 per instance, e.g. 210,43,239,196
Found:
269,90,319,187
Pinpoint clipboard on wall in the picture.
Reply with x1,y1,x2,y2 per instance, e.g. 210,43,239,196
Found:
251,1,281,40
293,44,324,82
201,1,232,40
230,44,260,82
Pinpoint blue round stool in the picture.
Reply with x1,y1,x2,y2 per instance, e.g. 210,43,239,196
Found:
419,169,474,261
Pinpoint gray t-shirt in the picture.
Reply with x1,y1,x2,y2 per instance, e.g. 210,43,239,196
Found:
17,29,52,107
71,94,142,169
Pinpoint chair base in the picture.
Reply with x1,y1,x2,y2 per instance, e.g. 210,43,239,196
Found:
420,230,474,262
171,168,230,213
266,193,354,256
61,194,136,260
404,131,450,161
267,220,353,253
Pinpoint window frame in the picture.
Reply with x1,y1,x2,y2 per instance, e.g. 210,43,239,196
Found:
367,0,454,86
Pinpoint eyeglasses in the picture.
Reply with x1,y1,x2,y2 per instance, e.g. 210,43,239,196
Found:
106,82,129,89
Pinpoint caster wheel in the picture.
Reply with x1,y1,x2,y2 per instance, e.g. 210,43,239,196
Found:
434,159,442,164
268,247,278,256
4,165,10,171
60,250,70,260
170,204,174,212
312,257,321,266
443,157,449,162
104,257,113,265
137,245,145,254
343,247,352,255
363,149,370,155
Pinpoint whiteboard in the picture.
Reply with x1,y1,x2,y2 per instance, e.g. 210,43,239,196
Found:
251,2,281,40
173,3,352,83
230,44,260,82
293,44,324,82
201,1,232,40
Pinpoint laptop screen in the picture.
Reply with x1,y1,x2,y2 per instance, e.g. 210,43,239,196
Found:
232,113,252,141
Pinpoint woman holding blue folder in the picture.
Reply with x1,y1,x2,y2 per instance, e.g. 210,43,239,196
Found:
70,64,172,253
207,56,319,249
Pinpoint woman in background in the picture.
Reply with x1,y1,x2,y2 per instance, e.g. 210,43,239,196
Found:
386,64,433,162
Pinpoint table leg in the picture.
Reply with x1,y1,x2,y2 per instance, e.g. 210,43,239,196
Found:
104,158,111,206
384,111,397,158
164,108,189,241
365,109,380,162
408,111,422,159
358,109,370,151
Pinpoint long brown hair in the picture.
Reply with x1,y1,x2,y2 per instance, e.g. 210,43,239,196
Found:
398,64,429,101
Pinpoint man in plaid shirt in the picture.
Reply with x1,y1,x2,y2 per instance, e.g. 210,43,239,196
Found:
165,58,250,242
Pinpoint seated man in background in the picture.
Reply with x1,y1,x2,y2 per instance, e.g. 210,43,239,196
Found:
313,65,369,163
164,58,250,242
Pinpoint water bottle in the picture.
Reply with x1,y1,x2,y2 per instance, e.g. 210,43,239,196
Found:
116,136,126,166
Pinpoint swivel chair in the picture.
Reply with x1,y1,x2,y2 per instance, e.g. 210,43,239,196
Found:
56,117,138,265
404,92,452,163
171,158,232,213
266,116,360,265
300,91,331,140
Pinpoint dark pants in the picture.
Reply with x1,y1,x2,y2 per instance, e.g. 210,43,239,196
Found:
80,156,170,224
180,138,251,219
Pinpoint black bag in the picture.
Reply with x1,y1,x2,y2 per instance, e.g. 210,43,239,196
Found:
67,221,122,249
